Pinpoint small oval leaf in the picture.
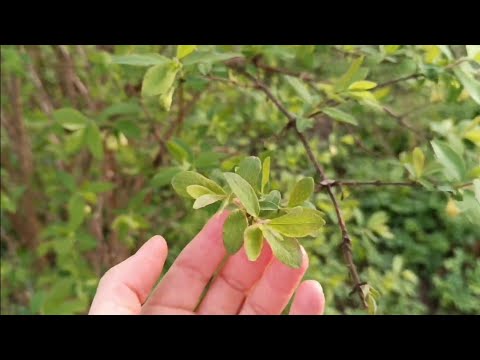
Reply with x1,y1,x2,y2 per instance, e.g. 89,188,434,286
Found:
288,177,315,207
244,225,263,261
223,210,248,254
237,156,262,189
193,194,225,209
186,185,215,199
348,80,378,91
261,226,302,268
223,172,260,217
172,171,225,198
267,208,325,237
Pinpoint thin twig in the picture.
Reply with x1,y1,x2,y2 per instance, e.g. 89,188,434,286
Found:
376,73,424,89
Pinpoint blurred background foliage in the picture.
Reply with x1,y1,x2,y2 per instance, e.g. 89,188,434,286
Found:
1,45,479,315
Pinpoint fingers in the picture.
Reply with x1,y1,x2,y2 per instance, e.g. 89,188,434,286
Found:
289,280,325,315
142,211,229,313
239,247,309,315
89,235,168,315
196,243,273,315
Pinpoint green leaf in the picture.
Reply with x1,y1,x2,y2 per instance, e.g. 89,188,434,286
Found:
335,56,365,90
267,207,325,237
412,147,425,178
261,156,271,193
194,152,223,169
259,200,280,211
223,172,260,217
466,45,480,62
99,102,141,120
115,119,141,139
367,294,377,315
348,80,377,91
431,140,466,181
150,167,182,187
186,185,215,199
474,179,480,204
453,67,480,105
285,76,312,103
236,156,262,189
85,181,115,193
437,45,453,60
296,117,314,132
322,107,358,126
288,177,315,207
183,52,243,66
85,122,104,160
264,190,281,206
53,108,88,131
172,171,225,198
261,227,303,268
68,193,85,230
244,225,263,261
177,45,197,60
112,53,170,67
159,86,175,111
223,209,248,254
167,140,189,163
0,192,16,213
142,60,181,97
193,194,225,209
65,129,86,155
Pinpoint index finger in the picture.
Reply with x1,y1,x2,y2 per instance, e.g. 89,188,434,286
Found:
142,211,229,314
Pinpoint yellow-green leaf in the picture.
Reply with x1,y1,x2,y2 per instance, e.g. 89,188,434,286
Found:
336,56,365,90
68,193,85,230
223,172,260,217
237,156,262,189
177,45,197,60
159,86,175,111
261,226,302,268
348,80,378,91
267,207,325,237
85,122,104,160
322,107,358,126
186,185,215,199
453,67,480,105
288,177,314,207
412,147,425,178
223,209,248,254
53,108,88,131
112,53,170,67
261,156,270,193
172,171,225,198
431,140,466,182
142,60,181,97
367,294,377,315
192,194,225,209
285,75,312,103
244,225,263,261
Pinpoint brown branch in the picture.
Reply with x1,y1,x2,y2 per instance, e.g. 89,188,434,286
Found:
252,55,315,81
20,46,54,116
318,180,420,189
376,73,425,89
1,76,42,249
239,70,368,308
383,106,426,139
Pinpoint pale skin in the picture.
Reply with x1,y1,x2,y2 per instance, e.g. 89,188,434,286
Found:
89,211,325,315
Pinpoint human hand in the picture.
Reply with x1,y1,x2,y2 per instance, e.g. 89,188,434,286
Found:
89,211,325,315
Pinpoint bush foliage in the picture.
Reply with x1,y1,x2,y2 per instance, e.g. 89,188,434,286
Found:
1,45,479,314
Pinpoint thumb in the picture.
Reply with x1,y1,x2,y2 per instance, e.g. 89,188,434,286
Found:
89,235,168,315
